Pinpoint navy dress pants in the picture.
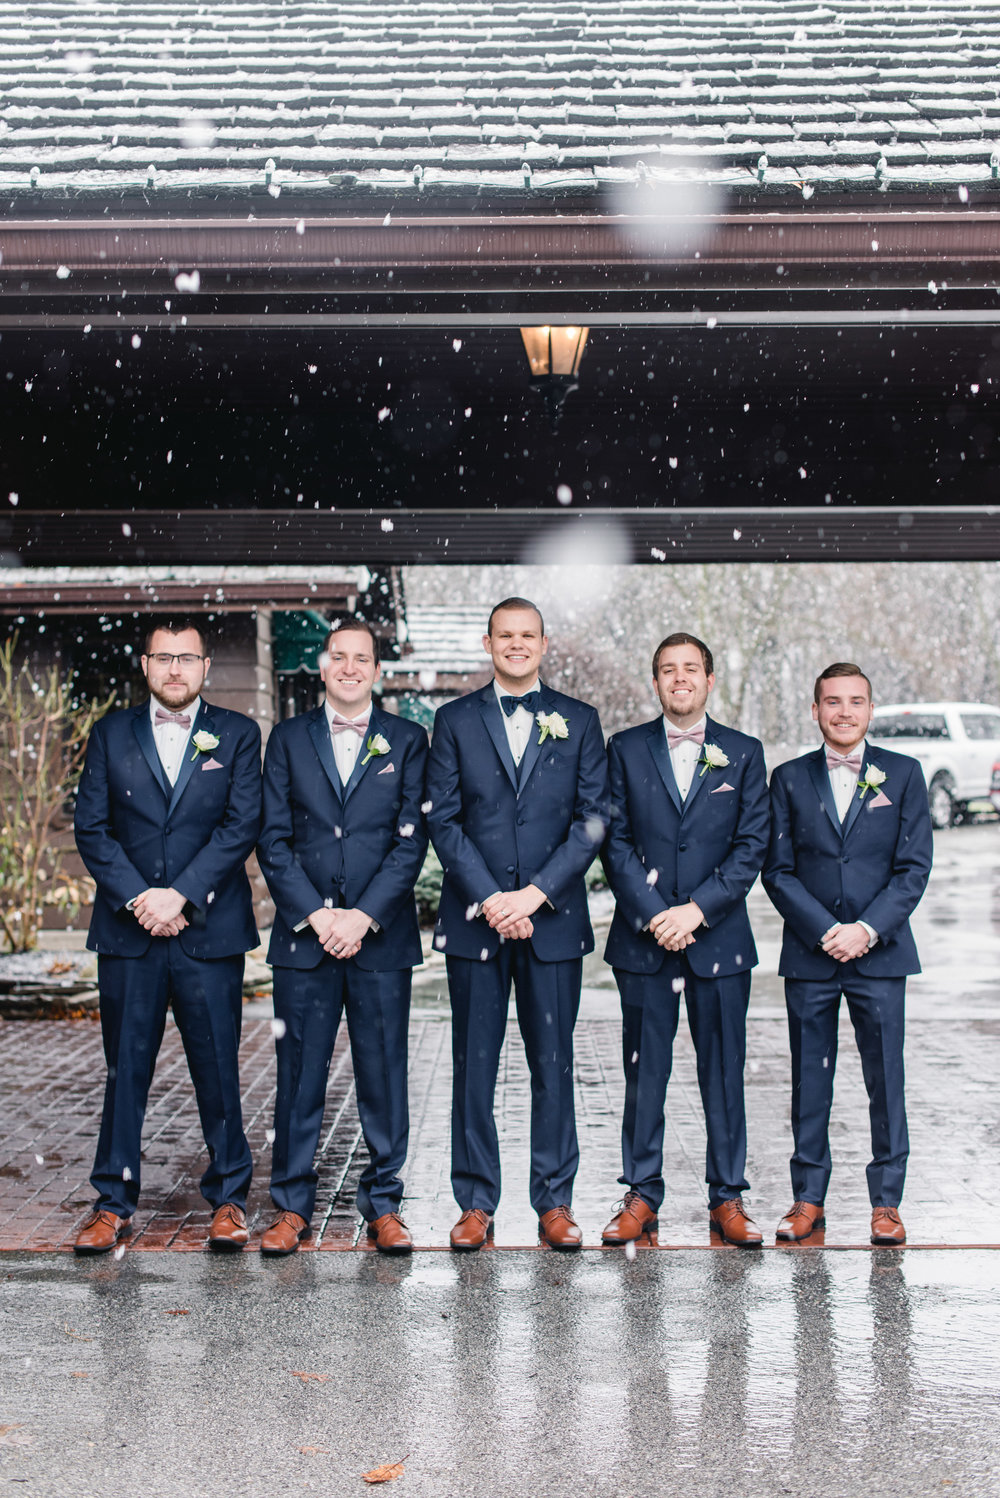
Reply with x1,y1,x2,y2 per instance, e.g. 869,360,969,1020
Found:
448,944,583,1216
269,959,411,1224
614,956,752,1211
784,969,908,1208
91,942,251,1217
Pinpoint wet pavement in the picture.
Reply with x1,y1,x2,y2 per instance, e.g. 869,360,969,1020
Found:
2,825,1000,1252
1,1248,998,1496
1,826,999,1493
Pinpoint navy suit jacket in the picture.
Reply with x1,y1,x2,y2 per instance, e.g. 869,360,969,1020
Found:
603,714,770,978
257,702,429,972
74,700,262,959
426,681,610,962
763,742,933,979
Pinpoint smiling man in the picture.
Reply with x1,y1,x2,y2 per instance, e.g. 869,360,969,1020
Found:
601,633,770,1247
426,598,609,1250
73,618,262,1254
764,663,933,1245
256,619,428,1255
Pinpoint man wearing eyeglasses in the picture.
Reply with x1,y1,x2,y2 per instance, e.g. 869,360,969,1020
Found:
73,618,262,1255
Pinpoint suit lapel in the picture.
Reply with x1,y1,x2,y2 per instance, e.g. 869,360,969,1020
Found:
342,704,384,802
843,739,875,838
807,747,843,836
516,685,551,796
478,686,519,793
307,707,344,802
680,716,718,818
132,703,169,800
166,702,209,816
646,720,682,814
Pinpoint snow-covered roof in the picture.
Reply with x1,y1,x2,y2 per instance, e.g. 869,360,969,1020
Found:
383,603,490,678
2,1,999,203
0,564,362,611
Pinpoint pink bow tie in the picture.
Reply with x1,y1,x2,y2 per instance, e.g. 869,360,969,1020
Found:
826,748,862,775
155,708,191,728
666,725,705,751
330,714,369,738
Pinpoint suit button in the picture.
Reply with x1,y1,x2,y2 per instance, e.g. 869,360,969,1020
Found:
165,827,172,836
506,865,516,874
678,843,687,852
516,818,525,826
841,855,849,863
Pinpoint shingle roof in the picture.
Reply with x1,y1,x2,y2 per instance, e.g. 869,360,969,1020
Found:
2,1,999,203
383,604,489,679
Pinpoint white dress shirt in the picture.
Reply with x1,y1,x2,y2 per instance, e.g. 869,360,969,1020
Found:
326,699,370,784
664,714,706,800
825,737,878,946
494,678,539,767
827,737,865,823
151,694,200,786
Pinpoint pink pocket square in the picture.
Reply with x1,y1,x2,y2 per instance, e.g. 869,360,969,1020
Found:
377,762,395,775
201,757,224,771
711,781,736,794
868,790,892,808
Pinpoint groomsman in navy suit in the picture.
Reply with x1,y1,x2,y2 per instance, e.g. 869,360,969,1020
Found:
764,663,933,1245
601,633,770,1247
256,620,428,1255
426,598,609,1250
73,620,262,1254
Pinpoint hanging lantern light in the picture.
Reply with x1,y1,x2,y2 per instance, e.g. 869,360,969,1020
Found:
519,325,589,429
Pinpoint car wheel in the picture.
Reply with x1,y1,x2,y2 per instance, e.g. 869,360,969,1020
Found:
928,773,956,830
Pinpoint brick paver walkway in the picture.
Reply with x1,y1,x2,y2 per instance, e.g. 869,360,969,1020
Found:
2,826,999,1253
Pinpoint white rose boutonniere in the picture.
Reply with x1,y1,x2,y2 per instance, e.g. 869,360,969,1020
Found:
698,743,730,777
189,730,220,761
857,764,887,800
536,710,569,745
361,732,391,766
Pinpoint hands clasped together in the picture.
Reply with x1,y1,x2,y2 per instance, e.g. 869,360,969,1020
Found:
132,887,189,939
820,921,872,962
648,900,705,951
481,884,546,941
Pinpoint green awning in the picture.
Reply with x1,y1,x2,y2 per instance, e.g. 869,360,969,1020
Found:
272,610,331,674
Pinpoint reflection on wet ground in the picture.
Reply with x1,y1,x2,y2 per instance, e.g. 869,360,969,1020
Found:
1,825,999,1251
0,1248,998,1496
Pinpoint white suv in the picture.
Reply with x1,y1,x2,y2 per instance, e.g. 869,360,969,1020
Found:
868,701,1000,829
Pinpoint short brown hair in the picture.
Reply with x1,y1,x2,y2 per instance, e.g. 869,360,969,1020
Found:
652,632,714,679
322,617,381,665
143,618,208,655
813,662,872,704
487,596,545,637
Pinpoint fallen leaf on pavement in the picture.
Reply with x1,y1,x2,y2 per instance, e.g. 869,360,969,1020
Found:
62,1324,93,1341
70,1372,89,1378
290,1370,330,1383
164,1308,190,1316
362,1457,407,1484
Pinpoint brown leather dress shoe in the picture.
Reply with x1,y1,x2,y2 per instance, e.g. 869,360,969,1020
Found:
260,1210,309,1256
602,1191,658,1245
74,1209,131,1255
776,1201,826,1241
450,1208,493,1251
366,1211,413,1254
208,1202,249,1252
538,1205,583,1250
871,1206,906,1245
709,1196,763,1247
